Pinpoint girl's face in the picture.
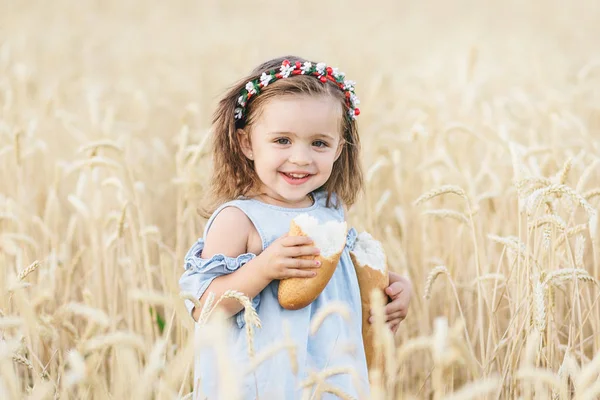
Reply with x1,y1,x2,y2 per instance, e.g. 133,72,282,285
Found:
239,94,344,208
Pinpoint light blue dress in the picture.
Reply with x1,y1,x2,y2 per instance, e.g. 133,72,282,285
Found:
179,190,370,399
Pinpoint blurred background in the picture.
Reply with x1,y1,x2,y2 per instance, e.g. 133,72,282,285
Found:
1,1,600,399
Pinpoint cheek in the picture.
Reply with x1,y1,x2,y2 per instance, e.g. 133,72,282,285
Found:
316,152,338,169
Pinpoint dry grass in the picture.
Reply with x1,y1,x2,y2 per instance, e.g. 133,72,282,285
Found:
1,0,600,399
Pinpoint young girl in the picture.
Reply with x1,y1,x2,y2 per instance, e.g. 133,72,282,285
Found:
179,55,412,399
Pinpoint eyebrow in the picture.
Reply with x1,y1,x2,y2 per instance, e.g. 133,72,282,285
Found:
267,131,337,140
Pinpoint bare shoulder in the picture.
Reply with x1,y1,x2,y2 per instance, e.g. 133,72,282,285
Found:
202,206,253,259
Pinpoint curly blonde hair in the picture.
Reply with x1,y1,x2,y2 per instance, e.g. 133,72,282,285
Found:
200,55,364,218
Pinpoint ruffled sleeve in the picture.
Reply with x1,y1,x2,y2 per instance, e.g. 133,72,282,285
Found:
345,227,358,252
178,238,258,329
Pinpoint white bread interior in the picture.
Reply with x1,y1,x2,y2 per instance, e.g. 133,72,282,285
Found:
292,214,347,257
350,231,389,372
277,214,347,310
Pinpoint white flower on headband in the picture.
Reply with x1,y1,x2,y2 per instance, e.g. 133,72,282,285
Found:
343,80,356,91
301,62,312,74
260,72,272,87
237,96,246,106
350,93,360,107
234,107,243,120
348,108,357,120
331,67,342,79
316,62,327,76
280,63,295,78
245,82,257,95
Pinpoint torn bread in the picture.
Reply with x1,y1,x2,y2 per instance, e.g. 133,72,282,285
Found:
277,214,347,310
349,231,389,371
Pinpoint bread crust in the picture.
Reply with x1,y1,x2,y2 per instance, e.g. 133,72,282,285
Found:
277,220,346,310
350,250,389,372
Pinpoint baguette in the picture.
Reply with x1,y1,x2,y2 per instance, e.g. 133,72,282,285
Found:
349,231,389,372
277,214,347,310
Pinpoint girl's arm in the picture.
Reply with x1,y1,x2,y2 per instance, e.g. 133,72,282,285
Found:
191,206,271,322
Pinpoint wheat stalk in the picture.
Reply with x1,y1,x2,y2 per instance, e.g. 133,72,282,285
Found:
529,214,567,231
554,224,589,248
576,159,600,192
470,273,507,285
488,234,538,265
575,234,585,268
443,376,500,400
422,209,470,224
516,367,561,390
17,260,41,281
63,349,87,388
129,289,174,306
578,381,600,400
424,266,451,299
244,336,297,375
12,353,33,370
299,366,358,389
0,317,23,329
179,292,202,312
526,183,597,239
413,185,470,206
60,302,110,328
197,292,215,324
553,351,579,399
554,157,573,184
533,279,547,331
313,383,357,400
77,139,124,154
583,188,600,201
575,351,600,394
213,290,261,359
309,301,352,335
395,337,432,365
544,268,597,287
515,176,553,196
81,331,147,353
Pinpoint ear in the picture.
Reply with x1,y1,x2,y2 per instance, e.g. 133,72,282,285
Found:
237,129,253,160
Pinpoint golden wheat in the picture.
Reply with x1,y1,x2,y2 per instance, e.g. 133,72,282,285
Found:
2,1,600,399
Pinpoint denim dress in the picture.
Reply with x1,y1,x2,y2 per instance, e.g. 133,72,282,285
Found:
179,190,369,399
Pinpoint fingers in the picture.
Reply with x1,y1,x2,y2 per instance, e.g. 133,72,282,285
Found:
384,302,407,316
286,257,320,269
385,281,405,298
283,244,320,258
384,310,406,322
368,310,406,323
287,268,318,278
366,316,403,335
281,235,314,247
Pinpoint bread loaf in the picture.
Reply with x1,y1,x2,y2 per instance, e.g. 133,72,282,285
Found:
349,231,389,371
277,214,347,310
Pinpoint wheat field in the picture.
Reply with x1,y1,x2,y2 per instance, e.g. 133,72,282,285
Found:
1,0,600,399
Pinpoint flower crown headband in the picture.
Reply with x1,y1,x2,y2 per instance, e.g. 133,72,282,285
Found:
234,59,360,122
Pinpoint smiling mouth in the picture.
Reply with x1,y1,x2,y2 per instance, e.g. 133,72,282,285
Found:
280,172,314,184
282,172,310,179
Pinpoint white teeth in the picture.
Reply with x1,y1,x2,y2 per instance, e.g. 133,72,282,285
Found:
287,173,309,178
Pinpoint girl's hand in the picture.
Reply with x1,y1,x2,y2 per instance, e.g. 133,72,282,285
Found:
259,234,322,281
370,271,412,333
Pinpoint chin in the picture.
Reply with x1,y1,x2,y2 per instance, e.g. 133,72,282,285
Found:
274,187,313,203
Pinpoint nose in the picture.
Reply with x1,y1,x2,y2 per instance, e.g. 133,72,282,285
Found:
288,144,312,166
